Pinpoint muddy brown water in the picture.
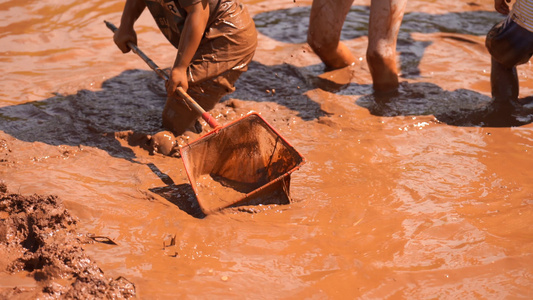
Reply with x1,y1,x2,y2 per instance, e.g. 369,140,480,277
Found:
1,0,533,298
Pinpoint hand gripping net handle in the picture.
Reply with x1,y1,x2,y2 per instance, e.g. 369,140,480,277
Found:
104,20,221,129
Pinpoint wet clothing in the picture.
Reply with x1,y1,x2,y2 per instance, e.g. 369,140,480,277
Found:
144,0,257,134
486,2,533,102
510,0,533,32
486,15,533,68
144,0,257,66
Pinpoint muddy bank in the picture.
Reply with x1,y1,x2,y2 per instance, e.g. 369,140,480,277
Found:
0,183,135,299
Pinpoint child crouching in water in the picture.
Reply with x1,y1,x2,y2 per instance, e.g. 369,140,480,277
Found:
113,0,257,135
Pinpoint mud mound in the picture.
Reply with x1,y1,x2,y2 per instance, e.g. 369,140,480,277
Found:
0,182,135,299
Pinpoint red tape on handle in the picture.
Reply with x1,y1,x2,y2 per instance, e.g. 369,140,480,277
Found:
201,112,220,129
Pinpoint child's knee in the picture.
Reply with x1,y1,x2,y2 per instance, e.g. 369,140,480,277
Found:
162,97,198,136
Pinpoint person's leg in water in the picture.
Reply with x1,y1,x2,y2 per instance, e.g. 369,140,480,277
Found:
486,18,532,108
307,0,356,69
490,56,518,113
467,17,533,126
366,0,407,93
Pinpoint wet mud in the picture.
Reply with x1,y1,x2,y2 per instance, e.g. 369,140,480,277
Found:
1,0,533,298
0,183,135,299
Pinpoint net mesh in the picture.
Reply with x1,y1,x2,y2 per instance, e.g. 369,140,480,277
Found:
180,113,304,214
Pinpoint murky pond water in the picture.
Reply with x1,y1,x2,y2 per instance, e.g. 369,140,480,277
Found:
1,0,533,298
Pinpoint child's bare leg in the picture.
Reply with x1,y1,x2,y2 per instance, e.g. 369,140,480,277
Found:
491,57,519,103
162,96,198,136
307,0,356,69
367,0,407,93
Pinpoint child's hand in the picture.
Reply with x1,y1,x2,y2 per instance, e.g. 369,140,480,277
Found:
113,26,137,53
166,67,189,97
494,0,511,15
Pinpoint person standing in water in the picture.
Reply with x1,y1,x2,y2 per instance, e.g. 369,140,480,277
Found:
307,0,407,94
113,0,257,135
486,0,533,112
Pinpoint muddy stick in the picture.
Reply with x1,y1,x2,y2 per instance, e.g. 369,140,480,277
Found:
104,20,220,129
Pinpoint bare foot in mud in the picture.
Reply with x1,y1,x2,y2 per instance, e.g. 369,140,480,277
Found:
148,131,177,156
440,99,531,127
147,129,202,156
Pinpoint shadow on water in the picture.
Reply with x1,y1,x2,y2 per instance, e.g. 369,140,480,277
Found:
146,163,206,219
0,69,167,159
253,4,504,78
225,60,372,118
0,61,348,154
355,82,533,127
251,49,533,127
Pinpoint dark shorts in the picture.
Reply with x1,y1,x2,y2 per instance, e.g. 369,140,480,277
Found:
486,15,533,68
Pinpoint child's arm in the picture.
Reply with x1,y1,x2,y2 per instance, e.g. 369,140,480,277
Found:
166,0,209,95
494,0,511,15
114,0,146,53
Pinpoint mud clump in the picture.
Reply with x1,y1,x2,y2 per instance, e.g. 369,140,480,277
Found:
0,182,135,299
